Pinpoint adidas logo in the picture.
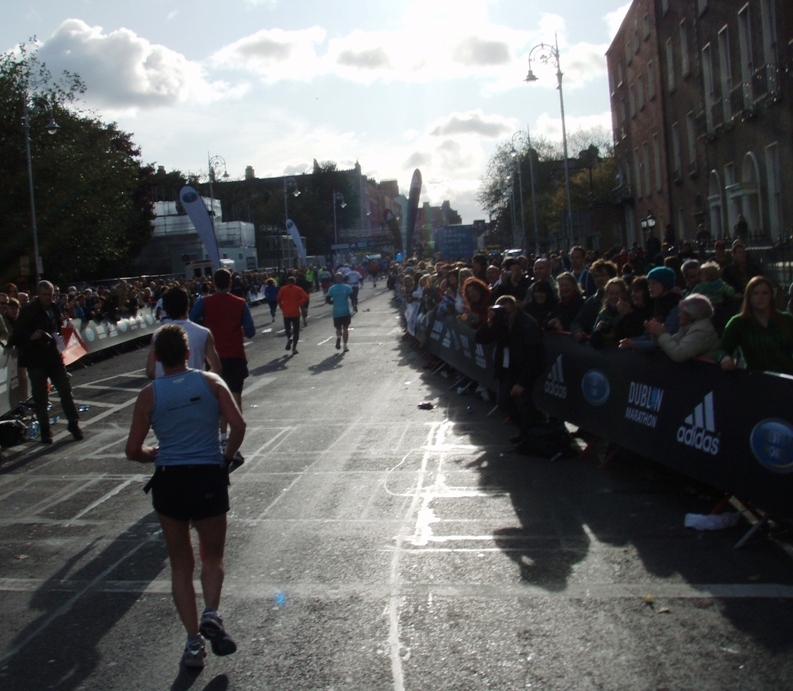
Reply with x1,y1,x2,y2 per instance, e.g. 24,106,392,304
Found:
544,355,567,399
676,392,720,455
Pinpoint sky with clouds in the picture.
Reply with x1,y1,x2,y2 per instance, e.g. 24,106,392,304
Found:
5,0,631,224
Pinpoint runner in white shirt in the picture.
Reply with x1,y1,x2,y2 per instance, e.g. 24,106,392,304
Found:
146,287,221,379
346,268,363,312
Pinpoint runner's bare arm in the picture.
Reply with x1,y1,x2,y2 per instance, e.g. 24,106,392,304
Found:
125,386,158,462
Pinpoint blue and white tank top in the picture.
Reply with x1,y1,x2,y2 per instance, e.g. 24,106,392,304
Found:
151,369,222,467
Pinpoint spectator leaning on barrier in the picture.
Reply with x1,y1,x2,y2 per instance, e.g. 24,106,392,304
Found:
545,272,585,332
493,259,530,306
645,293,719,362
589,278,630,350
475,294,545,455
619,266,681,352
570,260,618,341
8,281,83,444
457,277,492,328
681,259,702,296
524,279,557,327
715,276,793,374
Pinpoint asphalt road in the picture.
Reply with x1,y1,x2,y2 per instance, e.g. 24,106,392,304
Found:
1,284,793,690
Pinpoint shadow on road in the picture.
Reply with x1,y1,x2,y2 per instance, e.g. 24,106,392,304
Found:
1,512,167,690
397,331,793,653
308,353,345,375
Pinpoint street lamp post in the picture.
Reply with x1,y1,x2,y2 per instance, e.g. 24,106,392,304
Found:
283,176,300,229
510,131,527,252
332,191,346,245
525,34,573,251
282,177,300,267
640,211,656,248
207,154,229,231
23,93,59,284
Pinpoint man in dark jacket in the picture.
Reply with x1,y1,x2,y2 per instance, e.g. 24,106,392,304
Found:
475,295,545,453
9,281,83,444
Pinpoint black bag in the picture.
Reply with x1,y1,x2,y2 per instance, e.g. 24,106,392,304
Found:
0,420,28,448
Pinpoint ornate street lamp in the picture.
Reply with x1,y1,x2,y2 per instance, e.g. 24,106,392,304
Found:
283,176,300,232
23,94,59,283
333,191,346,245
510,131,527,251
525,34,573,251
207,154,229,229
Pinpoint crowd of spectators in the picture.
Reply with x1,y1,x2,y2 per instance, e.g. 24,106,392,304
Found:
390,237,793,455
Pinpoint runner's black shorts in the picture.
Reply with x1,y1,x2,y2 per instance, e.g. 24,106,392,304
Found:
151,464,229,521
220,357,248,393
333,314,352,328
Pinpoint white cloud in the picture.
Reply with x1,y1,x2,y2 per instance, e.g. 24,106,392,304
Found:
428,110,515,138
210,26,327,82
37,19,227,109
605,3,632,41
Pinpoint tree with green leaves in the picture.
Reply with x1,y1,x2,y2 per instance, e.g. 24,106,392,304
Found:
0,41,156,286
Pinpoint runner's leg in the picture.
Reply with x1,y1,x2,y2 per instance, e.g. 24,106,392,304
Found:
158,513,199,636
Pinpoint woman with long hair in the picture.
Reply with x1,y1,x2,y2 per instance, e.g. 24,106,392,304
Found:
715,276,793,374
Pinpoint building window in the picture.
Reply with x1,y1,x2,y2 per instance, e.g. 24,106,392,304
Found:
643,142,651,196
653,134,662,193
643,14,651,40
626,40,632,66
648,60,656,99
698,0,708,16
618,58,624,86
686,111,697,174
666,38,676,93
661,0,669,15
634,148,643,199
680,20,690,77
761,0,778,67
638,74,645,110
718,27,732,122
765,142,782,239
702,43,715,129
629,84,636,118
738,4,753,105
672,122,682,180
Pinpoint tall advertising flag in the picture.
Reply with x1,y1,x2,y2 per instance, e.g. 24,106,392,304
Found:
384,210,402,253
286,219,307,265
404,169,422,257
180,186,220,270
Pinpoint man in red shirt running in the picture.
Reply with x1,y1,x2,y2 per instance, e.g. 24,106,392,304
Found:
277,276,310,355
190,269,255,446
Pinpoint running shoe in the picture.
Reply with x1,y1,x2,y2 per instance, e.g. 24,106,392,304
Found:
285,339,292,351
343,345,349,353
199,611,237,656
335,337,341,350
182,637,207,668
292,347,298,355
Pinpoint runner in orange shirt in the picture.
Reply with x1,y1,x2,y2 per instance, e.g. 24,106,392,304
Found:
277,277,310,355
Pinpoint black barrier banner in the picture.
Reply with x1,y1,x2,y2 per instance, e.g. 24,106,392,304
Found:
0,351,20,418
425,314,496,390
534,332,793,519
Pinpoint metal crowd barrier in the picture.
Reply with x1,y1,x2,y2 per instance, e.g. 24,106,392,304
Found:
399,295,793,520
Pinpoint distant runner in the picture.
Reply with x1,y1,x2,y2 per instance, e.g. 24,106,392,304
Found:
327,273,354,353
